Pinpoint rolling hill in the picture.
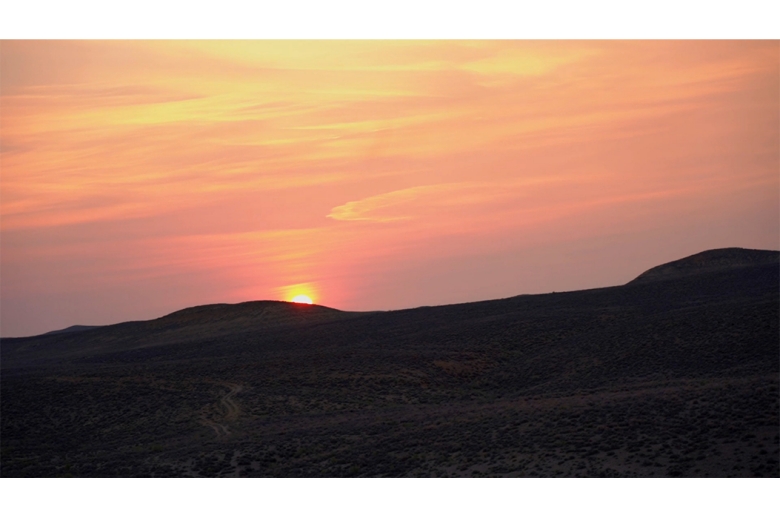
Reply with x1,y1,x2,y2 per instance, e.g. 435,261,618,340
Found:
628,248,779,284
1,247,778,477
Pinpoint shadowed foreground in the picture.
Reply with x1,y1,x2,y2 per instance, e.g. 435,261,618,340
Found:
1,248,778,477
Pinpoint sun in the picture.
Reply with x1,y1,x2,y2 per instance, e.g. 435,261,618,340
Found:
279,283,318,304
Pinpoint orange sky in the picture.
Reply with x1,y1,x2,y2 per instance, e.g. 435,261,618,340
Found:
1,40,778,336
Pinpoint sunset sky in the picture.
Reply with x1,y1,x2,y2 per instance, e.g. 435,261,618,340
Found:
1,40,778,336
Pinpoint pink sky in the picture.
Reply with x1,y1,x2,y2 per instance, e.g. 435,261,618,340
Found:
1,40,778,336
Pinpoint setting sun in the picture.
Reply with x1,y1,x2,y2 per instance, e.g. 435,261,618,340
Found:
279,283,319,306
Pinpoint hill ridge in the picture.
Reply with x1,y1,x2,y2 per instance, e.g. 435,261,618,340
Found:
628,247,779,285
7,247,778,340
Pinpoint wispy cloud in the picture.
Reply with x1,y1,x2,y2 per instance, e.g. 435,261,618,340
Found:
327,185,451,222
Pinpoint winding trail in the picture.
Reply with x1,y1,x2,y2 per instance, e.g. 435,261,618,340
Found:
200,382,243,438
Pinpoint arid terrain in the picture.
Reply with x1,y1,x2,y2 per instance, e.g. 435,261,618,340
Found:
1,247,778,477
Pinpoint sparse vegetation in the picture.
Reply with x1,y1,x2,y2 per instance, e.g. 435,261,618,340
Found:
1,251,778,477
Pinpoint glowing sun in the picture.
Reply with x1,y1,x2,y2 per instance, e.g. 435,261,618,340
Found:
291,294,313,304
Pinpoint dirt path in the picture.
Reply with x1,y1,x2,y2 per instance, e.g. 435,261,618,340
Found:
220,383,242,421
200,382,243,438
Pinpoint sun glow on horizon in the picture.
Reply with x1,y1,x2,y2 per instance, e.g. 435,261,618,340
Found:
278,283,319,305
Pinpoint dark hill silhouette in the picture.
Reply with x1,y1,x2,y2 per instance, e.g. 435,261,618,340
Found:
2,248,778,477
1,301,362,366
43,325,102,336
629,247,779,284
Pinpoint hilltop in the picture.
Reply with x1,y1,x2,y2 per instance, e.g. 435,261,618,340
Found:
629,247,779,284
43,325,102,336
1,301,362,367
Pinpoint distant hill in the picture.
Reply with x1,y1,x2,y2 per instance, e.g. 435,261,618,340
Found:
4,247,778,356
1,301,365,365
628,247,779,284
160,300,350,327
43,325,102,336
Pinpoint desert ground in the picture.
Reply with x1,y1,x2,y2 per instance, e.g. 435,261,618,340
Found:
1,248,778,477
